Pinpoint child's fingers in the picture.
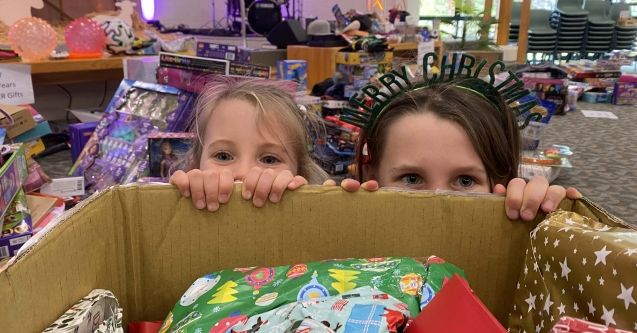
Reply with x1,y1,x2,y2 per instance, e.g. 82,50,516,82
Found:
270,170,294,203
566,187,582,200
541,185,566,213
340,178,361,192
504,178,526,220
360,180,379,192
252,169,276,208
492,183,507,196
242,167,263,200
186,170,206,210
287,176,308,190
218,169,234,204
202,170,220,212
322,179,337,186
519,176,550,221
170,170,191,197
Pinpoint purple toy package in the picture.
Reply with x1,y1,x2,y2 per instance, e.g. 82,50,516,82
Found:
68,80,195,194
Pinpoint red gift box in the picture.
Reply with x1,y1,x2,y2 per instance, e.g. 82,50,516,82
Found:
405,274,506,333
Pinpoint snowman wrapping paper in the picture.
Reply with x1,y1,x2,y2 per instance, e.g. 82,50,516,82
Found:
158,257,465,333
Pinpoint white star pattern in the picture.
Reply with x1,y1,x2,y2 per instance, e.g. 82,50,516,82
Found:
588,300,596,315
593,235,600,240
543,295,554,315
569,234,575,241
624,248,637,256
525,293,537,312
559,258,571,281
551,315,554,322
524,266,529,275
533,262,539,272
599,277,605,286
558,303,566,315
545,262,551,272
565,218,576,225
531,227,539,239
535,324,541,333
574,302,579,312
562,288,566,294
579,284,584,293
540,293,544,300
544,237,549,246
582,257,587,265
573,248,578,254
597,225,611,232
614,238,623,242
617,283,636,310
586,275,591,282
552,256,555,262
533,246,537,254
558,227,571,233
539,254,542,261
601,306,616,326
553,239,560,248
613,268,618,276
594,246,612,266
554,272,558,280
544,226,549,231
517,282,521,289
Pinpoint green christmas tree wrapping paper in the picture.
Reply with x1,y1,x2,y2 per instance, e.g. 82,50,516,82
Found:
509,211,637,333
159,256,465,333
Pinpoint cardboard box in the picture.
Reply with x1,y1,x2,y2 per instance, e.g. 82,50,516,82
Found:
0,189,32,259
0,186,632,332
277,60,308,91
336,51,394,65
0,144,27,220
0,104,36,138
196,42,239,61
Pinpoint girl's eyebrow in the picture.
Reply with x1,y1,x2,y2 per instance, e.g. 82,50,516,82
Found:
450,166,486,174
207,139,236,150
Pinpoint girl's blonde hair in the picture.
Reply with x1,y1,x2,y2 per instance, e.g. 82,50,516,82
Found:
187,77,328,184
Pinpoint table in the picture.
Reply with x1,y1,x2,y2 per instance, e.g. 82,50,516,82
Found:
5,57,126,85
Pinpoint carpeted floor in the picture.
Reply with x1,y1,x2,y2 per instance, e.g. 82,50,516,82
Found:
541,102,636,224
36,102,636,224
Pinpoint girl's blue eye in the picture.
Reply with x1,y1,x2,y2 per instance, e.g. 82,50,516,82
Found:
401,174,423,185
213,152,233,161
456,176,475,188
260,155,280,165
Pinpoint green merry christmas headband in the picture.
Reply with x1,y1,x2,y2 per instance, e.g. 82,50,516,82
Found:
340,52,541,132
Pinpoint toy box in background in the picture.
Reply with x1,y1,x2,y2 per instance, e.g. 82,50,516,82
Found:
0,189,31,259
123,56,160,84
0,144,27,220
523,77,568,114
236,48,287,67
69,122,98,163
147,133,194,180
336,51,394,65
612,80,637,105
68,80,195,194
0,105,37,138
196,42,239,61
277,60,308,92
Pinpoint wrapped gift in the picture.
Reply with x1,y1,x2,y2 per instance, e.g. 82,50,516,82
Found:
509,210,637,332
43,289,123,333
550,316,634,333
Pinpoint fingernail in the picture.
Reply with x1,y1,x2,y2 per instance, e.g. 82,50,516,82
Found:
543,200,554,212
196,200,205,210
207,202,219,211
183,190,190,198
506,208,519,220
253,198,264,207
269,194,279,202
219,194,228,203
243,191,252,200
521,209,534,221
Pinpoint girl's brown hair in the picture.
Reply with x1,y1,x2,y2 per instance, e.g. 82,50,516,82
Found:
187,77,328,184
357,80,520,188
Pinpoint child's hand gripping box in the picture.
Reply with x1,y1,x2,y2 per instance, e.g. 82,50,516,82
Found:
0,189,32,259
0,143,27,220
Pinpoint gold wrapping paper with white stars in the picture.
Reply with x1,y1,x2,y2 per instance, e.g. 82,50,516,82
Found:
508,210,637,333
